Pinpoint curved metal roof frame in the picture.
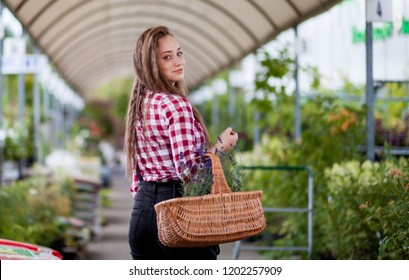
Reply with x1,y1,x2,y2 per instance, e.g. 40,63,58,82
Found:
4,0,341,99
57,26,220,77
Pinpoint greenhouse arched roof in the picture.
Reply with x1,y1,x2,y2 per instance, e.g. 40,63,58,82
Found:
4,0,341,99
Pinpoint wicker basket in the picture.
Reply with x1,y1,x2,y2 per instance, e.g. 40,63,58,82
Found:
154,153,266,248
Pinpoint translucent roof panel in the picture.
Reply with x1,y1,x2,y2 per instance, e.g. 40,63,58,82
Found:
4,0,341,98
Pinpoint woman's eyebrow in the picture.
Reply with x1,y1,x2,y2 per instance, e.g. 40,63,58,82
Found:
161,47,182,55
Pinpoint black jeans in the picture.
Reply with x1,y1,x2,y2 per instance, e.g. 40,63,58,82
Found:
128,180,220,260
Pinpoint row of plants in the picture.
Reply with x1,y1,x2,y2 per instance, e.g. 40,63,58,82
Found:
241,138,408,259
0,166,110,258
0,169,76,248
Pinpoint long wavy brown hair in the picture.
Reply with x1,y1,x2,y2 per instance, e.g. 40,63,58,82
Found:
124,26,210,177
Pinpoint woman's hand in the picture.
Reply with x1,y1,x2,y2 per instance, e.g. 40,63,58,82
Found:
210,127,238,154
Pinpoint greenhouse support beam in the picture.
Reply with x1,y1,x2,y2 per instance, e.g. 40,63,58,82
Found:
17,72,25,121
253,110,260,148
294,25,301,143
366,21,375,162
229,84,235,127
228,68,236,128
17,73,26,117
33,47,41,162
17,32,26,124
211,91,219,134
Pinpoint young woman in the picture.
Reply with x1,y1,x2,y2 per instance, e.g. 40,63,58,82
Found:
124,26,238,260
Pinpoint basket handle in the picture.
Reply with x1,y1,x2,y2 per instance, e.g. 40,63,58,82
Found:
206,153,232,194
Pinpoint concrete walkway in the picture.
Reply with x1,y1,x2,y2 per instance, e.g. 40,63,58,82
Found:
85,168,265,260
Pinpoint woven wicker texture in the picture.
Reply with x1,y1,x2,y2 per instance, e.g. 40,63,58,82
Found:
154,153,266,248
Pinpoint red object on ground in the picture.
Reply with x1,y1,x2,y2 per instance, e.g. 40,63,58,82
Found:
0,238,63,260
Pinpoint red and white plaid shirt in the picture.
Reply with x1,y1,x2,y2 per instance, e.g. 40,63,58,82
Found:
129,91,206,198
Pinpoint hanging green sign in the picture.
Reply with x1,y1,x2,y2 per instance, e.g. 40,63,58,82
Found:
352,23,393,44
400,18,409,34
352,18,409,44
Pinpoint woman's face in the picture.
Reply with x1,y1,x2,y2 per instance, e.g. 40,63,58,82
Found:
157,35,185,83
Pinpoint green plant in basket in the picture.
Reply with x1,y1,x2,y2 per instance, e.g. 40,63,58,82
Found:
180,145,244,197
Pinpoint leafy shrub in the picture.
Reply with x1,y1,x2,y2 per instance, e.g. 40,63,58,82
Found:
324,158,409,259
377,160,409,259
0,172,76,248
1,122,30,161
